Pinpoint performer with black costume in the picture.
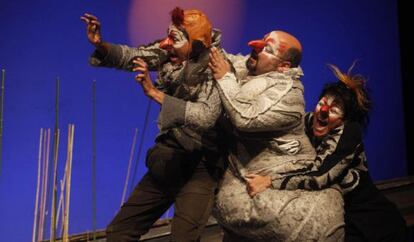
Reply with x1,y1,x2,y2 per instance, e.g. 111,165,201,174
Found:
303,64,407,242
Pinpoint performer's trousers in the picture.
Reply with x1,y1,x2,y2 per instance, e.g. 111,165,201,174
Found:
106,148,218,242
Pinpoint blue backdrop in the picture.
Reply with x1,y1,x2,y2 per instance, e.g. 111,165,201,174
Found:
0,0,406,241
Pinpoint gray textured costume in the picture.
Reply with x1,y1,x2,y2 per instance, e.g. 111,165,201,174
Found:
89,31,225,241
89,35,222,136
212,62,345,241
90,33,345,240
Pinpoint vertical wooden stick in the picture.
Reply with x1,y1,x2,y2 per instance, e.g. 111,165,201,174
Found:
32,128,44,242
50,77,60,242
63,124,74,242
121,128,139,207
91,81,97,241
56,178,64,236
37,130,47,241
129,100,152,192
38,129,51,241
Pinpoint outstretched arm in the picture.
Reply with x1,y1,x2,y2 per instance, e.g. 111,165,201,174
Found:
81,13,168,71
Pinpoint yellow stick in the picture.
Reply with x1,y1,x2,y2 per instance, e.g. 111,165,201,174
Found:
32,128,44,242
63,124,74,242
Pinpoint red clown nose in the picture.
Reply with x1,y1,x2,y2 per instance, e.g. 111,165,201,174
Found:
320,105,329,119
248,40,266,52
159,37,173,49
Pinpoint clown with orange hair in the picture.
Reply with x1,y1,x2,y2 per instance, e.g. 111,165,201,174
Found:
82,7,226,242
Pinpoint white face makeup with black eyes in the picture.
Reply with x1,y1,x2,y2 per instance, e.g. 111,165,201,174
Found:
312,95,345,137
160,24,191,64
167,24,188,48
246,31,286,75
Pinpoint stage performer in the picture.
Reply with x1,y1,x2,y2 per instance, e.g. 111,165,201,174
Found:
260,63,408,242
82,7,225,242
209,31,345,242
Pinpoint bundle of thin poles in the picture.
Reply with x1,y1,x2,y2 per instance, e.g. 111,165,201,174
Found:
32,124,75,242
32,78,76,242
32,128,51,242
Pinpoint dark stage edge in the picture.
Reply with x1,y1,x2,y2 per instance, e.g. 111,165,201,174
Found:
45,176,414,242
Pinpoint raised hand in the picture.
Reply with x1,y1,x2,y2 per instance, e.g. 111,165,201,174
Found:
133,58,164,104
80,13,102,46
208,47,231,80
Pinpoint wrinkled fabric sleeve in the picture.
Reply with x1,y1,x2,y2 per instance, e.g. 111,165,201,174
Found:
159,79,222,130
223,52,249,80
216,72,303,132
89,41,168,71
272,122,363,193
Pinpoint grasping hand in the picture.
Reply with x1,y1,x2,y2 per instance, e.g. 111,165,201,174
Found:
133,58,164,104
208,47,231,80
80,13,103,46
245,173,272,197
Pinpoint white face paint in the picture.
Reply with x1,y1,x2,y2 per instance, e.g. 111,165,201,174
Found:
246,31,282,75
263,31,281,57
312,95,345,137
315,96,344,118
167,24,188,48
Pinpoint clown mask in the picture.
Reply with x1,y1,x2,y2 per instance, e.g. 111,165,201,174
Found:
312,95,345,137
159,24,191,64
246,31,301,75
246,31,282,75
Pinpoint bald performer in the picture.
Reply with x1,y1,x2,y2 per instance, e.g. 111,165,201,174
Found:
209,31,345,241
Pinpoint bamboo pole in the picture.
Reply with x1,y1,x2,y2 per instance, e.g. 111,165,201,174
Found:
62,125,71,242
67,124,74,241
129,100,152,193
63,124,74,242
91,80,97,241
37,130,47,241
58,144,70,238
50,77,60,242
38,129,51,241
50,129,60,241
57,153,70,237
44,129,51,240
32,128,44,242
121,128,139,207
0,69,5,177
56,178,64,237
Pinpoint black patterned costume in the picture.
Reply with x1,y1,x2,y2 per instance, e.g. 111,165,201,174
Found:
272,112,407,242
